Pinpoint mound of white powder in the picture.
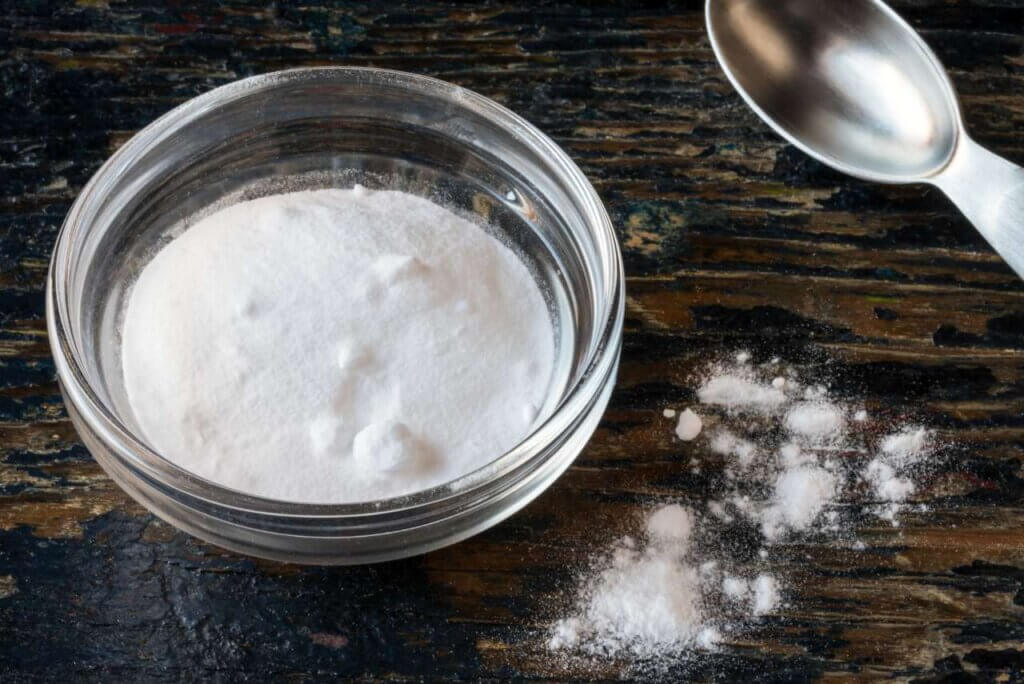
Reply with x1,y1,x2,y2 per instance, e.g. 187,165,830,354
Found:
121,187,554,503
548,505,719,659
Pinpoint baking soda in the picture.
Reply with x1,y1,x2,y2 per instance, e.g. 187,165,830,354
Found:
550,353,940,667
697,373,786,412
121,187,554,503
548,504,717,660
760,465,838,540
750,574,781,616
864,427,932,515
710,431,757,469
879,427,931,465
675,409,703,441
784,401,845,444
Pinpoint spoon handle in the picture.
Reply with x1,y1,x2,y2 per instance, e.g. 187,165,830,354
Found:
933,136,1024,279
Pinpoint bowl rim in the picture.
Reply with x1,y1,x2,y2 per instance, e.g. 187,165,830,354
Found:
47,66,625,521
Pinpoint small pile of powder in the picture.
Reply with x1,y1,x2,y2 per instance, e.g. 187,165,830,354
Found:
751,575,781,615
121,187,554,503
784,401,845,444
550,353,941,666
551,505,728,659
880,427,931,465
697,372,786,413
759,465,838,541
863,427,933,521
675,409,703,441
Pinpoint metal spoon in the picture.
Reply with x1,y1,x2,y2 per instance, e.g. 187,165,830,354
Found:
706,0,1024,278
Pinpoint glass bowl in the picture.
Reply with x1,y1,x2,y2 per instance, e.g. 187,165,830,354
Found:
46,67,624,565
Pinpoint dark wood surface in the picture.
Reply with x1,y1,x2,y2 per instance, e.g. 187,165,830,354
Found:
2,1,1024,681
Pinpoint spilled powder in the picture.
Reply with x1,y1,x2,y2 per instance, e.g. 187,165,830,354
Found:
760,465,838,541
709,431,757,469
865,427,933,522
549,353,941,667
697,373,786,412
784,401,845,444
880,427,932,465
675,409,703,441
750,574,781,616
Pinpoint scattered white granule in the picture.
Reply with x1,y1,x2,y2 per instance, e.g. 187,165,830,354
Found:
697,627,721,649
708,500,732,523
722,576,749,600
553,356,945,669
778,442,815,469
710,431,759,469
856,427,934,526
880,427,931,465
547,617,582,650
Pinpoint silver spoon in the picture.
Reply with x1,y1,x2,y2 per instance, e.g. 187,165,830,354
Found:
706,0,1024,279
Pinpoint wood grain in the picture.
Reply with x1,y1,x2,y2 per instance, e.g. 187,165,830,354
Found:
1,1,1023,681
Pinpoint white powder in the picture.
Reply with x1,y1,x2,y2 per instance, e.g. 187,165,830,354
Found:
121,188,554,503
865,459,915,502
721,576,749,600
697,373,787,412
760,465,838,540
549,505,705,659
550,355,944,669
707,500,732,523
675,409,703,441
709,431,758,469
547,618,583,651
751,574,781,615
862,427,933,509
778,442,814,469
646,503,694,543
880,427,931,465
784,402,845,444
549,503,786,662
663,408,676,419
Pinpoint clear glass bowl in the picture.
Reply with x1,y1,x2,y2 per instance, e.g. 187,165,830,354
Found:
46,68,624,564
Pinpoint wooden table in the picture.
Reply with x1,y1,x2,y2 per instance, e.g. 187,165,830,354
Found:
2,1,1023,680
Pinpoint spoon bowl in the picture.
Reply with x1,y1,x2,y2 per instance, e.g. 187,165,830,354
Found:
707,0,1024,278
707,0,960,181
